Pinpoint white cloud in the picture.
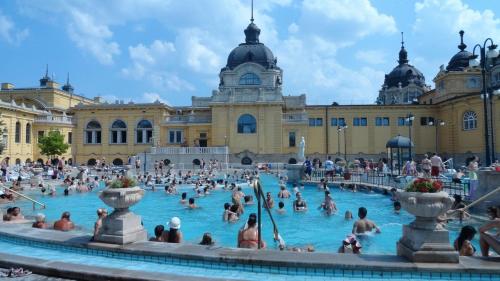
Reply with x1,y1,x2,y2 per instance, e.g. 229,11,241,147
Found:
355,50,387,65
414,0,500,48
176,29,221,74
0,11,29,45
66,9,120,65
302,0,397,38
142,92,171,105
288,23,299,34
122,40,193,92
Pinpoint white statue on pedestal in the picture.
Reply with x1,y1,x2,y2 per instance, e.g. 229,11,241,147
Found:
297,136,305,163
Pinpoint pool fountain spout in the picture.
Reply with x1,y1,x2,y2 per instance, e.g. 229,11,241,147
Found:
396,191,459,263
96,186,147,245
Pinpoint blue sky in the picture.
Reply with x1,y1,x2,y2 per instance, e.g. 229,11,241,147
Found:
0,0,499,105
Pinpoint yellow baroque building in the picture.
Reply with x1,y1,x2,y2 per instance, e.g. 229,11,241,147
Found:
1,23,499,168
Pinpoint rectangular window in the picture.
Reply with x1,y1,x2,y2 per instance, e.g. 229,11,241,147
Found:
398,117,406,126
289,132,296,147
111,131,118,144
68,132,72,144
121,131,127,143
96,131,101,144
360,118,367,126
420,117,435,126
331,117,345,127
136,130,143,144
308,118,323,127
169,130,183,144
353,117,367,127
331,117,337,127
86,131,93,144
376,117,390,126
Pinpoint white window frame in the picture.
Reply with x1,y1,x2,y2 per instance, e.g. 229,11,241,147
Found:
463,111,477,131
168,129,184,144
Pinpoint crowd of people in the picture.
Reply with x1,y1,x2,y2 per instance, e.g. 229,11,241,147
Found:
0,154,499,259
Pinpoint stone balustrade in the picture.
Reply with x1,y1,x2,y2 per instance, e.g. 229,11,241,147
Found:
151,146,228,155
34,115,74,125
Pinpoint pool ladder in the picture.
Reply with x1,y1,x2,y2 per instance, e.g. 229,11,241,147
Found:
1,187,46,210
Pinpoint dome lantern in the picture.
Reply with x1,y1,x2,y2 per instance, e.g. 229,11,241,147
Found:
446,30,472,71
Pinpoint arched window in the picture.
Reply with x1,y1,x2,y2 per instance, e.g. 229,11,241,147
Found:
110,120,127,144
87,158,97,166
112,158,124,166
136,120,153,144
85,121,102,144
241,156,252,165
25,123,31,144
15,121,21,143
237,114,256,134
239,73,261,85
463,111,477,131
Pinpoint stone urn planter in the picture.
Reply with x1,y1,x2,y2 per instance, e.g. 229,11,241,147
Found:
396,191,459,263
95,186,147,244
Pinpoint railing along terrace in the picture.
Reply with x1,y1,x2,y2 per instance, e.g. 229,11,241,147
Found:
282,113,308,123
34,115,74,124
152,146,228,155
164,115,211,124
310,168,471,197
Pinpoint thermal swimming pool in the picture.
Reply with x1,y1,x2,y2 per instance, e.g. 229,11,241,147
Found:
5,174,478,254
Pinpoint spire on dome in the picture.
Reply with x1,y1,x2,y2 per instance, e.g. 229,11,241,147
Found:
244,0,260,44
458,30,467,51
398,32,409,64
62,72,74,93
39,64,52,87
251,0,254,22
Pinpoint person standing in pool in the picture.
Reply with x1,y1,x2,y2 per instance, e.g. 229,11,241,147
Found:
53,211,75,232
293,192,307,212
352,207,380,234
162,217,182,243
277,185,291,198
237,213,265,249
92,208,107,240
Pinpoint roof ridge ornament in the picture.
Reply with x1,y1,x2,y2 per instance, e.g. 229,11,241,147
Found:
398,32,409,64
244,0,260,44
458,30,467,51
251,0,254,23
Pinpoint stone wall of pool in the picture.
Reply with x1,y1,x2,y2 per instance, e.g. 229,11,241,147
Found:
0,223,498,280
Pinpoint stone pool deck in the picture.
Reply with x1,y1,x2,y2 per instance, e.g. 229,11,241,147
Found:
0,223,499,281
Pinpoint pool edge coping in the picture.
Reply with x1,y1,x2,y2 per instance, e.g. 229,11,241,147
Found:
0,222,499,277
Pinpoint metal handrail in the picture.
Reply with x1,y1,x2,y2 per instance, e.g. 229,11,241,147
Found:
1,186,46,210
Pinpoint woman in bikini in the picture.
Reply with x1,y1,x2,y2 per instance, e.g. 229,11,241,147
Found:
453,225,476,256
293,192,307,212
237,213,265,249
479,206,500,257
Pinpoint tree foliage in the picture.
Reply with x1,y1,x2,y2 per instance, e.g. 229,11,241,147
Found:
38,130,69,159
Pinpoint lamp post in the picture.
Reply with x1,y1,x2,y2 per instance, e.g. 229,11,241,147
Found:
406,113,415,161
336,126,341,156
337,125,348,161
428,119,445,154
469,38,498,166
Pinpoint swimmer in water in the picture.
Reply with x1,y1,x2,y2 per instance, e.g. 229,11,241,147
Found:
188,198,198,209
179,192,187,204
394,201,401,214
276,201,286,214
352,207,381,234
293,192,307,212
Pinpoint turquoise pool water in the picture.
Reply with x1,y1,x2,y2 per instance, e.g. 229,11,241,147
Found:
0,237,490,281
6,174,476,254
